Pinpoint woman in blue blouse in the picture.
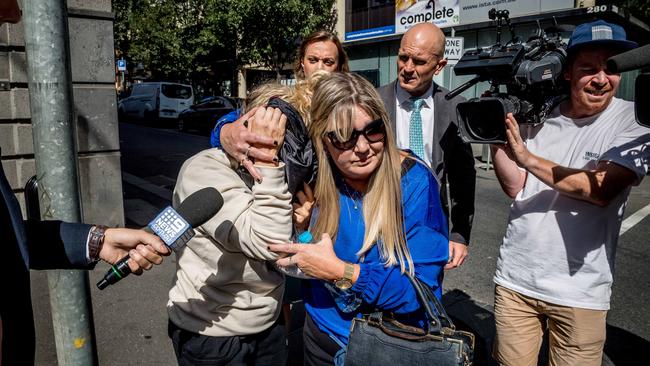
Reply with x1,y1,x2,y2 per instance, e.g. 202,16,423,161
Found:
269,72,449,365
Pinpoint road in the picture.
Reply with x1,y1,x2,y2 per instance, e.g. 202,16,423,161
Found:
32,123,650,365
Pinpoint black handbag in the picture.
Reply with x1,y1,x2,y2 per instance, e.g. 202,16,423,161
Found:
345,273,475,366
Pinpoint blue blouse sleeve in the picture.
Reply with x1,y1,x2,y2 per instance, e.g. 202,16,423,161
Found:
210,109,240,148
349,162,449,313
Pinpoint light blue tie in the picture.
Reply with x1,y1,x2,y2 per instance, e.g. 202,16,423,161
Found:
409,98,425,159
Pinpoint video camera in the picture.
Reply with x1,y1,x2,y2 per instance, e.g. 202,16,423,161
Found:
446,9,570,144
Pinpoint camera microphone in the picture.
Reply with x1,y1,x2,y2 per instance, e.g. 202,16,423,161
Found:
606,45,650,127
96,187,224,290
606,44,650,73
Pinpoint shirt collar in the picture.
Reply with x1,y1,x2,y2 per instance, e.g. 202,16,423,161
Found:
396,82,434,109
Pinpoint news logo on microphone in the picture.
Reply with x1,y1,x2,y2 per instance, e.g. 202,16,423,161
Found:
97,187,223,290
149,206,194,251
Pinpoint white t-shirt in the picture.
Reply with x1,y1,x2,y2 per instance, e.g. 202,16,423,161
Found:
395,83,435,166
494,98,650,310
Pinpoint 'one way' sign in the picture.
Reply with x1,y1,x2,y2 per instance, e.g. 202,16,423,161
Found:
445,37,464,66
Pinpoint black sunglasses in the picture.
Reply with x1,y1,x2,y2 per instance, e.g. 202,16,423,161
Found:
325,118,386,150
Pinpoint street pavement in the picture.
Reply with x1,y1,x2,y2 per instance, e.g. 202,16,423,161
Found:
31,123,650,365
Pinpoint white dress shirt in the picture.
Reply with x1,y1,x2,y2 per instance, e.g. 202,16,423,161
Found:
395,83,435,167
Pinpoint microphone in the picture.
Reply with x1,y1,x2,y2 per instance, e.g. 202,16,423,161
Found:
607,44,650,73
96,187,224,290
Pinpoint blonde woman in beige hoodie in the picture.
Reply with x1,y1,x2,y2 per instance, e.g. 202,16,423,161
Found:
167,100,291,365
167,75,323,365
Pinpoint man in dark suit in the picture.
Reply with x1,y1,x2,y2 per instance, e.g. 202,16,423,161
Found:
0,147,170,365
377,22,476,269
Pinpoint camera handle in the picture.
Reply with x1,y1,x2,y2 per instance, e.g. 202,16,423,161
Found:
445,75,484,100
488,8,517,46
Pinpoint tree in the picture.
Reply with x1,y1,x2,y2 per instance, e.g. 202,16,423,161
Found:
235,0,336,80
113,0,337,93
114,0,196,81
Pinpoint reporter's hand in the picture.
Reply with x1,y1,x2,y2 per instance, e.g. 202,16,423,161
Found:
293,183,315,231
220,107,277,181
99,228,171,275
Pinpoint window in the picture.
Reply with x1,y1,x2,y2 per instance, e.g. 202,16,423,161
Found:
131,85,153,96
355,70,380,87
161,84,192,100
346,0,395,33
205,100,225,108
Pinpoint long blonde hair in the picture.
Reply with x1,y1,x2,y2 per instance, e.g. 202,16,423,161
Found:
245,71,328,125
309,72,413,274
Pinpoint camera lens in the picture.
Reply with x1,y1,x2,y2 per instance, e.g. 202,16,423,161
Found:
457,97,517,143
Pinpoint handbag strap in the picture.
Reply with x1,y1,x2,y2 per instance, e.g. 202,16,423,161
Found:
419,275,455,329
406,272,455,331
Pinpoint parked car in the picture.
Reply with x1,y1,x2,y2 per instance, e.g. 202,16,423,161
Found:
177,96,238,132
118,82,194,124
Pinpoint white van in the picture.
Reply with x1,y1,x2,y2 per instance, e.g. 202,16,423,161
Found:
118,82,194,122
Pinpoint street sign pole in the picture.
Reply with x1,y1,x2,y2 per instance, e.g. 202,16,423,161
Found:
117,59,126,93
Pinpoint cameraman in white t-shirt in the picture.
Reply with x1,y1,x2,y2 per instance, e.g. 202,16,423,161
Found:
490,20,650,366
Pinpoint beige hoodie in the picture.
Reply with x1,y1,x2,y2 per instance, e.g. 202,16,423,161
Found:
167,148,292,336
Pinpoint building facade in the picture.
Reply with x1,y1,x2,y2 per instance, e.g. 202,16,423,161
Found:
338,0,648,101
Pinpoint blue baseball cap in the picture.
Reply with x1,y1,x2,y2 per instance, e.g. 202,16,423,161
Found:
567,20,637,55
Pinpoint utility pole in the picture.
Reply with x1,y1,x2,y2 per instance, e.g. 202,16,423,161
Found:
22,0,98,364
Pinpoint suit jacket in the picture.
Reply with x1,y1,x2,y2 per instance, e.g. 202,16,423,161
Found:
0,147,93,365
378,80,476,244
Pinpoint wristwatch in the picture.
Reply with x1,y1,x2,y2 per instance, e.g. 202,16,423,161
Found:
334,262,355,290
88,225,108,263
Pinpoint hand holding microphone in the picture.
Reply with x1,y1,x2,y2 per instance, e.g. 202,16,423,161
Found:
97,187,224,289
98,228,170,275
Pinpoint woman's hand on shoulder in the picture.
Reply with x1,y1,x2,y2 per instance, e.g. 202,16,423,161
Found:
250,106,287,167
221,107,276,181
